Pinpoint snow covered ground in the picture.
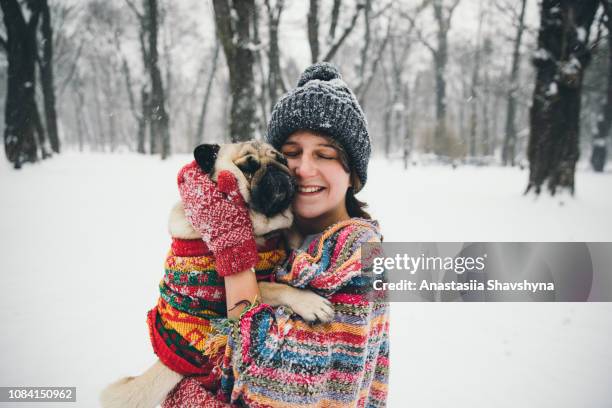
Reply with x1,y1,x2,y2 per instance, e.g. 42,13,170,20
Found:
1,152,611,407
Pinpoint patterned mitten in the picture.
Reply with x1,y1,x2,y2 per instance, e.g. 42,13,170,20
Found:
177,160,258,277
162,377,231,408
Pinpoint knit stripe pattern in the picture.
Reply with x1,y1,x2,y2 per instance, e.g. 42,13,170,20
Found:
222,218,390,407
148,237,287,378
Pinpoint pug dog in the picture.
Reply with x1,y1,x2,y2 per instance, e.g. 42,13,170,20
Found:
100,141,334,408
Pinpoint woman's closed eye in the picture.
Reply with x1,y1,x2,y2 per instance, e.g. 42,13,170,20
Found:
282,150,299,157
317,153,335,160
317,148,338,160
281,149,338,160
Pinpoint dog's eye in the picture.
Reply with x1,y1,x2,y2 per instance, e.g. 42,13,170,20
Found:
274,152,288,166
237,156,260,173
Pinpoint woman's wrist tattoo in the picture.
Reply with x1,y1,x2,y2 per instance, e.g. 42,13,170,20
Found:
228,299,252,312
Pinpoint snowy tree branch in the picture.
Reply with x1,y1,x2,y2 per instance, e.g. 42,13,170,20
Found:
322,2,364,61
124,0,144,21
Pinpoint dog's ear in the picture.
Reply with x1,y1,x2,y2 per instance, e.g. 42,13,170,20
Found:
194,144,220,173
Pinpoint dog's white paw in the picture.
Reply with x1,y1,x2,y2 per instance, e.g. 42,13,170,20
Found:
287,289,335,323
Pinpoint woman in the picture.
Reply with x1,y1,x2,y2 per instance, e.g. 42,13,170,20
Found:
167,62,390,407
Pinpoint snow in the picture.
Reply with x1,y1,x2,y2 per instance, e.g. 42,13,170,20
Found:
576,27,586,43
545,81,558,97
392,103,405,112
1,152,612,407
593,138,607,147
561,56,581,76
533,48,550,61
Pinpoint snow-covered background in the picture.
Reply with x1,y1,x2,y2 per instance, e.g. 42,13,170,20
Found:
1,153,612,407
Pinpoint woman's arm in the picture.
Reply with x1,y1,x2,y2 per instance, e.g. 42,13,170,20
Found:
224,268,260,319
224,221,390,407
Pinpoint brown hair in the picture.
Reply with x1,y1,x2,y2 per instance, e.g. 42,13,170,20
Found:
328,138,372,220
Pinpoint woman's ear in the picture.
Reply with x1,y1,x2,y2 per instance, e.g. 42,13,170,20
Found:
194,143,221,173
349,171,360,191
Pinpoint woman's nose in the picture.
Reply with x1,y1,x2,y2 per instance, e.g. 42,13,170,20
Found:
294,156,317,178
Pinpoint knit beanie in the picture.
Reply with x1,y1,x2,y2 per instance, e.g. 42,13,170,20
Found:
266,62,371,191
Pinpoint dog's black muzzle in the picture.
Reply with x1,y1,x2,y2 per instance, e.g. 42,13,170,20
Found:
250,165,296,217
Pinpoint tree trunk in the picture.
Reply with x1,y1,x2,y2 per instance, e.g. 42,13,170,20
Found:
138,87,149,153
381,60,392,158
328,0,341,44
590,1,612,172
266,0,285,110
468,2,485,158
252,3,267,136
526,0,599,195
430,0,460,155
72,76,86,153
37,0,59,154
402,82,412,170
146,0,170,158
482,64,491,156
308,0,319,63
1,0,44,168
91,61,105,151
502,0,527,166
213,0,257,141
355,6,391,108
114,28,145,153
195,41,220,145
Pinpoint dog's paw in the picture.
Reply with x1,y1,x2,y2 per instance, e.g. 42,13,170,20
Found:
287,289,334,323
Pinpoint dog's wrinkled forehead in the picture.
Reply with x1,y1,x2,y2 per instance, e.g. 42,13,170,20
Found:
210,141,289,203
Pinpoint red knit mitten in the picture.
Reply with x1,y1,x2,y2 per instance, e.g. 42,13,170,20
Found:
177,160,258,277
162,378,231,408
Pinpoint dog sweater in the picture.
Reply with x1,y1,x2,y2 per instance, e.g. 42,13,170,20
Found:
147,234,287,389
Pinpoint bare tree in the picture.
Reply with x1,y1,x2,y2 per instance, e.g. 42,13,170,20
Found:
480,38,493,156
408,0,461,155
307,0,365,63
194,40,220,145
526,0,599,195
0,0,46,168
501,0,528,166
590,0,612,172
468,0,486,158
251,3,268,135
112,29,145,153
213,0,257,140
308,0,319,62
35,0,60,155
145,0,170,158
354,0,393,107
125,0,170,157
264,0,286,109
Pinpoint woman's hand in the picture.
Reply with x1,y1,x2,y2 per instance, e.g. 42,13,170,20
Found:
177,161,258,277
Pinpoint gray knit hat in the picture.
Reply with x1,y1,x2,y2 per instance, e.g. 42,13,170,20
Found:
266,62,371,191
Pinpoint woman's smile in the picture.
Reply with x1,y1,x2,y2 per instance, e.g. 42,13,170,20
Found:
297,184,326,195
281,131,351,228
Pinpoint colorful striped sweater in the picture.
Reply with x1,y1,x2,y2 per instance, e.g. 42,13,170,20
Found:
163,217,390,407
148,235,287,387
230,218,389,407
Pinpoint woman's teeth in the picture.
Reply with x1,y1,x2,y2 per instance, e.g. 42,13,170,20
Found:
299,186,324,193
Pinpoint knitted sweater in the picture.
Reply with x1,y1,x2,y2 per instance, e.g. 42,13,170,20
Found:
165,218,390,407
147,235,286,387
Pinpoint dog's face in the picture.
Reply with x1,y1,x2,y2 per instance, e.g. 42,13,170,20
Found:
193,141,296,236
